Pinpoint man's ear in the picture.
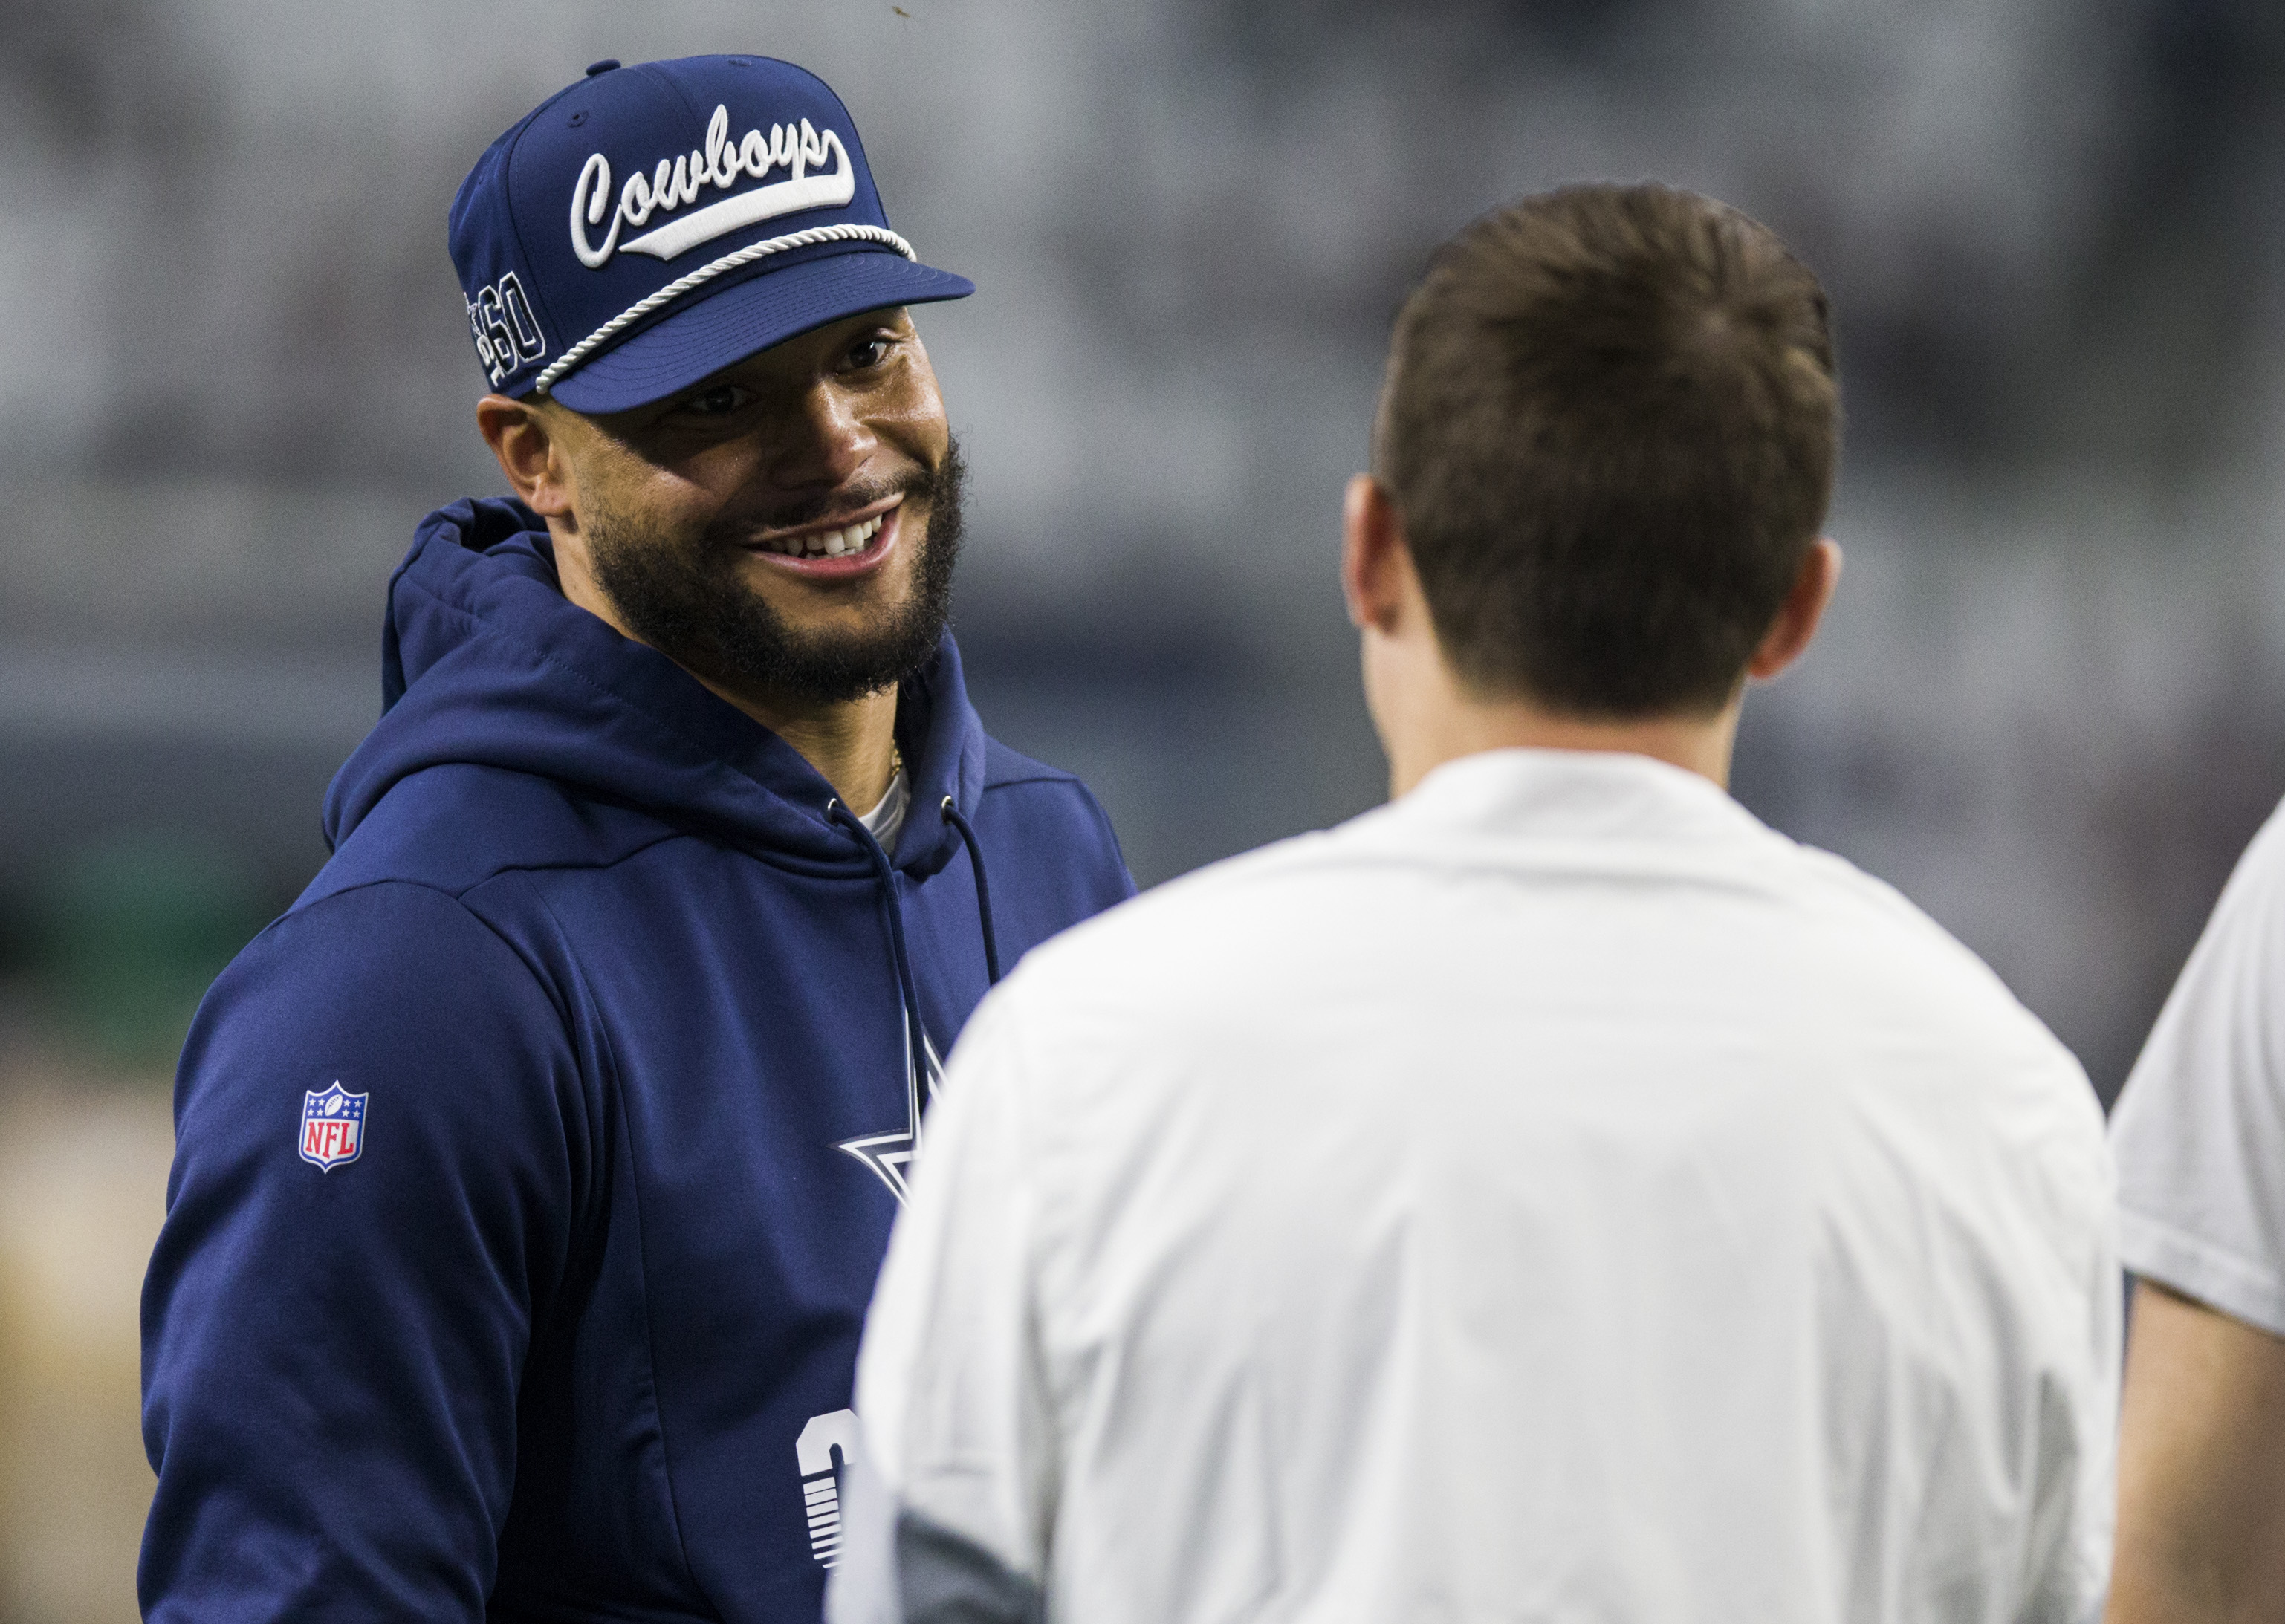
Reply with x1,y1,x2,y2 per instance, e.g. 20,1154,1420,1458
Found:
1747,537,1843,681
1342,475,1411,635
476,394,577,519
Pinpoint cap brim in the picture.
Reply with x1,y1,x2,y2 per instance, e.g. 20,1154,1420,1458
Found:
545,249,974,415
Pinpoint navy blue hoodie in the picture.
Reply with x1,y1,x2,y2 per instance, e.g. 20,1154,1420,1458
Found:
139,497,1134,1623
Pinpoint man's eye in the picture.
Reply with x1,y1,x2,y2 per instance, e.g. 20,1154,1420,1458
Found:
680,385,748,416
845,337,892,370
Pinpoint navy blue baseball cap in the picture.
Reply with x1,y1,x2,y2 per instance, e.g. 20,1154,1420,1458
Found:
448,54,973,414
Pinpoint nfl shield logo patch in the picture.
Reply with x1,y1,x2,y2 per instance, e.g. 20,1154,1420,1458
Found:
299,1082,367,1172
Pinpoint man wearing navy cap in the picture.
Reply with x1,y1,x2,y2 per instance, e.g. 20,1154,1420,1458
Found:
139,55,1133,1623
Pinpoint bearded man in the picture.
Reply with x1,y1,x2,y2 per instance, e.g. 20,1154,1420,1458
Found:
138,54,1132,1624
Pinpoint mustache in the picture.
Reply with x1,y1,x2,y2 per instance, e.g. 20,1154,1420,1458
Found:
707,455,956,544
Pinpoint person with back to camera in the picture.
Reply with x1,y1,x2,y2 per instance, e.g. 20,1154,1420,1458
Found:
830,183,2120,1624
137,53,1134,1623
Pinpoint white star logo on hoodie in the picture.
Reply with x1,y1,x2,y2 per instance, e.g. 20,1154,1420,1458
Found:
836,1019,944,1206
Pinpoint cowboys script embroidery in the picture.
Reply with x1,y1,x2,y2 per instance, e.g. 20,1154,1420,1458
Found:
571,105,857,267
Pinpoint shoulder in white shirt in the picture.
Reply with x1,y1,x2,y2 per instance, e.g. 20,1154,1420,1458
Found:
2112,797,2285,1336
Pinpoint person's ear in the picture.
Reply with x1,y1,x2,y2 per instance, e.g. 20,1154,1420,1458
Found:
1342,475,1410,635
476,394,577,519
1747,537,1843,681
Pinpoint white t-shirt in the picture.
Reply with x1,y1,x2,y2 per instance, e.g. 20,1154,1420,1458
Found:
858,767,910,857
2111,799,2285,1336
832,749,2119,1624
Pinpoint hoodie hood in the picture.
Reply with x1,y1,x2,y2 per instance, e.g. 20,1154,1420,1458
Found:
323,496,985,879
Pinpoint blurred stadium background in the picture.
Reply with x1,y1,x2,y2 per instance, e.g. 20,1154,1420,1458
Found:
7,0,2285,1616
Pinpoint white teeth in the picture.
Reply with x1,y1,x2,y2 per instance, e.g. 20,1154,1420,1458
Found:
761,513,884,559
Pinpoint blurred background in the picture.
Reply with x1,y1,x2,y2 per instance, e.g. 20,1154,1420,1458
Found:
5,0,2284,1616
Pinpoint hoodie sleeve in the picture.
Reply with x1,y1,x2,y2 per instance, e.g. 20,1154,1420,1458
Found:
140,879,586,1624
831,990,1057,1624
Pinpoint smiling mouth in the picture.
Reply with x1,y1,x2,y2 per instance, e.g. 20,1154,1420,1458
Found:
752,508,889,559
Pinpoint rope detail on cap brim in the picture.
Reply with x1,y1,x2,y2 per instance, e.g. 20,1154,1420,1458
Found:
533,223,917,396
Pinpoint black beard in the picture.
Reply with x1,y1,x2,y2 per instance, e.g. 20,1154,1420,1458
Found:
585,436,966,704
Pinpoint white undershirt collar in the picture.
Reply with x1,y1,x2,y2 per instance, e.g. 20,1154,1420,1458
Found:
858,766,911,857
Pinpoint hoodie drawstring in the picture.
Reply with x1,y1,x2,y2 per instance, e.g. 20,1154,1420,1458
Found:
939,798,1003,987
828,799,931,1094
826,792,1006,1116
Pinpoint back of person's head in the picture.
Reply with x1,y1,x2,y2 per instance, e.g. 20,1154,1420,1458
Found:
1377,183,1838,719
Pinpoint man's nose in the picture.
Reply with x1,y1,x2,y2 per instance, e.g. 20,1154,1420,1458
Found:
765,382,875,492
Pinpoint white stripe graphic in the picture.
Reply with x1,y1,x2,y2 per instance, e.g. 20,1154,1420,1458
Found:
622,168,857,260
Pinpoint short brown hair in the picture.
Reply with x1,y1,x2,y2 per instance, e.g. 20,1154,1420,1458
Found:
1377,183,1838,718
